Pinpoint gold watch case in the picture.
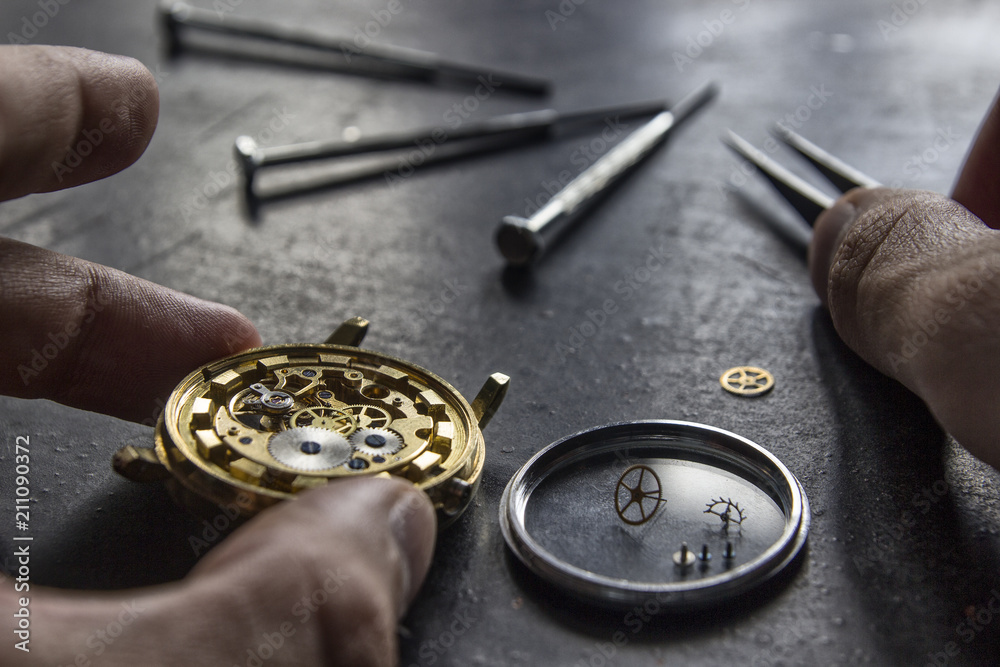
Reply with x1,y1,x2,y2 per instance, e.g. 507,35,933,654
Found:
113,317,509,524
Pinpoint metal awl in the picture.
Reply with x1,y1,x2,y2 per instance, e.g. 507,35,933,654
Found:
495,82,718,267
160,1,550,95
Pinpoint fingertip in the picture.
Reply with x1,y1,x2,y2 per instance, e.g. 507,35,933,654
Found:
809,187,903,307
0,45,160,200
57,48,161,188
809,196,858,306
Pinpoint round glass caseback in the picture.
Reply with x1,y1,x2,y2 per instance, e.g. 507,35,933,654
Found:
499,420,810,609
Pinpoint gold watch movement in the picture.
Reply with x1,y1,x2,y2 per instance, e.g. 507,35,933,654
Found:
113,317,509,524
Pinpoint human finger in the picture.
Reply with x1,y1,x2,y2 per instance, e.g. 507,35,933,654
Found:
0,238,261,423
809,187,1000,468
0,45,158,201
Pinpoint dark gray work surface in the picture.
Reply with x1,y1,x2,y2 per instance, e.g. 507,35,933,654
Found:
2,1,1000,665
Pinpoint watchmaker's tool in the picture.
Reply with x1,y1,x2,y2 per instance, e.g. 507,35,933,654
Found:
723,125,880,227
500,420,809,609
496,81,718,267
113,317,509,525
159,1,550,95
235,99,670,199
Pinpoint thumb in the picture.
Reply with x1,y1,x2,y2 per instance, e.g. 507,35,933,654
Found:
1,479,435,667
187,478,437,666
808,187,1000,468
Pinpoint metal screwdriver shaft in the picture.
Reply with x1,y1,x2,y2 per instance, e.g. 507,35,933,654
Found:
495,82,718,266
160,1,550,95
235,99,669,196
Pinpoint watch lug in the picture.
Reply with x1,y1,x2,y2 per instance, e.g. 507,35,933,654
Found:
471,372,510,430
324,317,369,346
112,446,171,483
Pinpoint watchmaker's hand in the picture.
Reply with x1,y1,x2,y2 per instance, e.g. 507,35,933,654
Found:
809,88,1000,470
0,45,437,667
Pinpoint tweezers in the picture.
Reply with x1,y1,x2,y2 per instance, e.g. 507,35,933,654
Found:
723,125,881,226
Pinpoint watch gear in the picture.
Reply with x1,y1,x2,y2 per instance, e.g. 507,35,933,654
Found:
614,464,667,526
267,427,352,471
350,427,404,457
342,404,393,429
112,317,510,525
288,406,357,435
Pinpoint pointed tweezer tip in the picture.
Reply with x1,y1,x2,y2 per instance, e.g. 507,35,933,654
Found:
721,129,836,226
768,123,881,191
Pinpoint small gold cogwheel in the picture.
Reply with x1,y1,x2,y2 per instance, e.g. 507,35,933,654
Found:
720,366,774,397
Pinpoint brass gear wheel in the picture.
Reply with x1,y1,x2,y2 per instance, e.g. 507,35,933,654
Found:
288,406,358,435
342,404,393,429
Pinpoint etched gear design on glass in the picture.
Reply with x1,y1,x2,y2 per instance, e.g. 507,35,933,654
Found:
350,427,404,457
342,404,393,429
288,406,357,435
267,427,352,471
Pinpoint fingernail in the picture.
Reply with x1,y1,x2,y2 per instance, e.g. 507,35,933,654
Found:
809,197,858,306
388,485,436,614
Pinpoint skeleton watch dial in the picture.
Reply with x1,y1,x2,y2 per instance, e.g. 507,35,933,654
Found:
113,317,509,523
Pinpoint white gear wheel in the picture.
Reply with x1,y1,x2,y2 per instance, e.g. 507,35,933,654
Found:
350,427,404,458
268,427,352,471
